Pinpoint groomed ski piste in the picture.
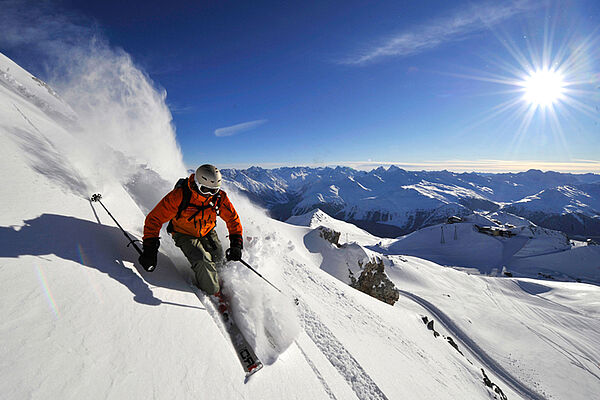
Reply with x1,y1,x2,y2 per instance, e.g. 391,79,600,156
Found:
2,50,600,400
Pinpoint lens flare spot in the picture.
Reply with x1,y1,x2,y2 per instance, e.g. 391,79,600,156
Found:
35,265,60,318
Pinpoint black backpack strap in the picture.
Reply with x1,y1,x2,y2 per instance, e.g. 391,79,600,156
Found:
175,178,192,220
187,205,208,222
185,196,220,222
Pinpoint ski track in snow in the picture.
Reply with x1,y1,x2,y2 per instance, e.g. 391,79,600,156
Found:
283,260,390,400
523,325,600,382
296,302,390,400
397,290,546,400
295,343,339,400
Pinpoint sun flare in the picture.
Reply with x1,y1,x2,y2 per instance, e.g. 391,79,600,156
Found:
457,21,600,148
522,69,565,107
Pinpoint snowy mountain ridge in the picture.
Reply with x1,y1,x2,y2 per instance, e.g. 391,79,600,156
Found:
222,166,600,238
0,52,77,124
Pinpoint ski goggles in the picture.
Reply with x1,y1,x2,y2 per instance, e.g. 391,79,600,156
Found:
198,185,220,196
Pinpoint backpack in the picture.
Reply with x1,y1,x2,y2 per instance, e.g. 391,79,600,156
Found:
166,177,223,233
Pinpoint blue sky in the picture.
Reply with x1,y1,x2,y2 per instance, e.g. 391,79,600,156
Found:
3,0,600,172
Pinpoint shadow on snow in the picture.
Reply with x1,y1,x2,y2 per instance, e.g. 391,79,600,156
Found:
0,212,202,309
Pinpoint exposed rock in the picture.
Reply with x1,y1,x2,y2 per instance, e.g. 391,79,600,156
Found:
481,368,508,400
538,272,555,280
421,317,504,397
424,318,440,338
422,316,463,354
318,226,341,247
426,319,435,331
446,336,463,356
351,257,399,305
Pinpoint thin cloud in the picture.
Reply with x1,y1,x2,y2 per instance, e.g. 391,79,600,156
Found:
214,119,268,137
0,1,97,61
341,0,537,65
167,102,195,115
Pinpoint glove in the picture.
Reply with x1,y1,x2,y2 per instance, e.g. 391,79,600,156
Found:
138,237,159,271
226,234,243,261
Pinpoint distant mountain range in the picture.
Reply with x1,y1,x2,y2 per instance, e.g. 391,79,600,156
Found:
222,166,600,238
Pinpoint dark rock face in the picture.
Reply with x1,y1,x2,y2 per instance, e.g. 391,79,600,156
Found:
318,226,341,247
350,257,399,305
446,336,463,356
421,316,506,399
482,369,508,400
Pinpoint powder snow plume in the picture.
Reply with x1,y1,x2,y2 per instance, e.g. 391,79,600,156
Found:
1,0,186,208
52,43,186,183
215,189,302,363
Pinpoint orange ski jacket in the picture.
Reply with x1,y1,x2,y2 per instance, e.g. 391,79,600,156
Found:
143,174,242,240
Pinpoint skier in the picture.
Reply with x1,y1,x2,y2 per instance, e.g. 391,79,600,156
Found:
138,164,243,297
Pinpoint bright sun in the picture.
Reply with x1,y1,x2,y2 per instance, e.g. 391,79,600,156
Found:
522,69,565,107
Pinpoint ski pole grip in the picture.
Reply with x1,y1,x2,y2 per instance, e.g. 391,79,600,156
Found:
128,239,143,255
90,193,144,257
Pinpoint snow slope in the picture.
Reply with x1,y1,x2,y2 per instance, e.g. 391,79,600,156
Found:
372,217,600,283
388,259,600,400
502,184,600,239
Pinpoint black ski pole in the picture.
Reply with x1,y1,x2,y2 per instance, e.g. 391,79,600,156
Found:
241,258,283,294
227,251,282,294
226,251,300,304
90,193,143,256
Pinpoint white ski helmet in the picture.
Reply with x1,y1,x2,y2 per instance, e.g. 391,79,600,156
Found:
195,164,222,195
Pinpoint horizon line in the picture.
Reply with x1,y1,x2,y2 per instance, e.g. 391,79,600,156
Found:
204,159,600,174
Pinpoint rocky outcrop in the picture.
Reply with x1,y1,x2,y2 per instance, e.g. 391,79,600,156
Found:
318,226,341,247
420,315,506,399
350,257,399,305
482,369,508,400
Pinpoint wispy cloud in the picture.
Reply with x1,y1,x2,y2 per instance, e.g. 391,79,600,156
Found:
341,0,536,65
167,102,195,115
0,1,97,62
214,119,268,137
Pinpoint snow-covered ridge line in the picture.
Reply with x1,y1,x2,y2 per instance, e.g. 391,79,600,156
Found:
223,166,600,238
0,52,77,123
